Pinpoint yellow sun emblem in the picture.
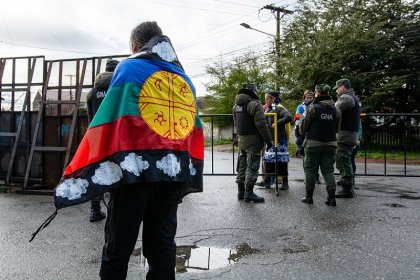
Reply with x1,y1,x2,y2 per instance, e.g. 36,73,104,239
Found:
138,71,197,139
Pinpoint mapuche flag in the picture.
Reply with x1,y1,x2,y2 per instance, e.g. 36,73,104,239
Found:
30,36,204,241
54,36,204,210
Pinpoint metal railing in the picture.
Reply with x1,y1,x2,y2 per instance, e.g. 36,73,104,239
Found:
201,113,420,178
359,113,420,177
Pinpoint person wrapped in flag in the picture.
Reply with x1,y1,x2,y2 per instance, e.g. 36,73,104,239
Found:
32,21,204,280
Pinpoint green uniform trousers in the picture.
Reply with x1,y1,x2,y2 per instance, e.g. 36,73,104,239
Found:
304,145,337,192
236,149,261,188
335,143,354,186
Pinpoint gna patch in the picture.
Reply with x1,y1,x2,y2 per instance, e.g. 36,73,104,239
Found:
320,113,334,120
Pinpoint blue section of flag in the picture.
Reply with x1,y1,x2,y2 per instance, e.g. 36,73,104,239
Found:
110,58,197,95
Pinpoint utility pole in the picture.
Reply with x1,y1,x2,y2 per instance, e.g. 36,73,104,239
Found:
65,74,76,100
262,5,293,91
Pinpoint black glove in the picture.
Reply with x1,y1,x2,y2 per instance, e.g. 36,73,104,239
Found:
232,134,238,147
266,142,273,151
233,138,238,147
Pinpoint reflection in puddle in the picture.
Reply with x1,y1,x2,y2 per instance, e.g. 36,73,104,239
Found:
176,246,235,273
133,243,257,273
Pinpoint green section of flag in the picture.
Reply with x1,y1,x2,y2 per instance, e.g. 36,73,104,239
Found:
89,82,141,128
194,115,203,128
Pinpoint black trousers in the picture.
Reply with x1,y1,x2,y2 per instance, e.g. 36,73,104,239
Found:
100,182,181,280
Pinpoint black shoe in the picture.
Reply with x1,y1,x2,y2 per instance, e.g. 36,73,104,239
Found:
335,188,354,198
301,196,314,204
325,190,336,206
238,192,245,200
301,190,314,204
325,198,337,206
90,211,106,222
255,181,270,187
244,192,265,203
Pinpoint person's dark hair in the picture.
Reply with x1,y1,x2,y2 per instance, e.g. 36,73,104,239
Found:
105,59,119,72
303,89,314,100
314,84,331,95
130,21,163,48
238,83,259,99
266,91,281,104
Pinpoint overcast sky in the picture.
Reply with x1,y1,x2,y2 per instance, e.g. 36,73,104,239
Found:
0,0,297,96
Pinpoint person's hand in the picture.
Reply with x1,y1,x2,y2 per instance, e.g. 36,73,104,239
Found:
266,142,273,151
231,137,238,147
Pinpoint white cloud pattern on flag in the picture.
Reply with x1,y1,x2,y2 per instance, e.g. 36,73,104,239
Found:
152,41,177,62
156,154,181,177
120,153,150,176
189,159,196,176
92,161,123,185
56,178,89,200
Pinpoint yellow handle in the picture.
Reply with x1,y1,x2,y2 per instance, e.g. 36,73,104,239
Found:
264,112,278,148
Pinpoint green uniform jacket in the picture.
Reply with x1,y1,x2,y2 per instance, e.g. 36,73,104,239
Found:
233,93,272,153
335,88,359,146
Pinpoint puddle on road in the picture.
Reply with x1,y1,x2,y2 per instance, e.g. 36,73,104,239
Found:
132,243,258,273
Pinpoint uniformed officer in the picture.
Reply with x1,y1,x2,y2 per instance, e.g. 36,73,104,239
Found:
233,84,272,203
334,78,361,198
86,58,119,222
299,84,341,206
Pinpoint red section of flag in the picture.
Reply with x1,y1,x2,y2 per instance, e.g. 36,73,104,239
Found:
64,115,204,176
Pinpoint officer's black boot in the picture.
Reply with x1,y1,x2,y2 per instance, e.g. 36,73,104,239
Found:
244,185,265,203
335,183,354,198
301,190,314,204
90,197,106,222
255,177,271,188
325,190,337,206
238,184,245,200
280,176,289,190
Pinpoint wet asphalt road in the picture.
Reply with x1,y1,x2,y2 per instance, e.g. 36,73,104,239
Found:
0,149,419,280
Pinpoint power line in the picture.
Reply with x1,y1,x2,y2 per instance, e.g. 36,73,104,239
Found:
176,9,273,50
0,40,113,56
0,1,277,59
187,45,273,78
213,0,260,9
189,51,272,79
151,0,254,16
184,41,270,69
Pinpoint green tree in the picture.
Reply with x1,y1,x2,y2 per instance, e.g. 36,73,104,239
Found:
205,0,419,113
203,51,274,126
280,0,420,112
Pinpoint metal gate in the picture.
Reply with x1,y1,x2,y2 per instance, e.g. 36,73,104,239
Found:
0,56,45,185
0,55,127,191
